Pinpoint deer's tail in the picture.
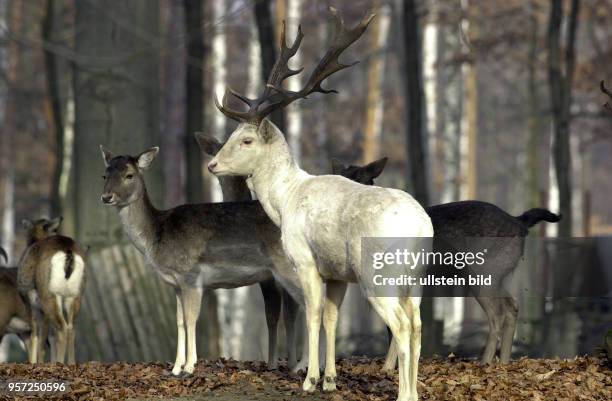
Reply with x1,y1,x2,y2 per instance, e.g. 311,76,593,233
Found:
516,208,561,228
64,250,74,279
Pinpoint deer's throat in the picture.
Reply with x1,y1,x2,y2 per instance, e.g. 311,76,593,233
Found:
118,194,159,258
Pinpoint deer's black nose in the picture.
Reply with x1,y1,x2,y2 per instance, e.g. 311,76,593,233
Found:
101,193,115,204
208,161,217,173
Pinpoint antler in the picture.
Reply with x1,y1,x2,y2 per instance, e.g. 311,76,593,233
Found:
601,80,612,112
215,7,375,125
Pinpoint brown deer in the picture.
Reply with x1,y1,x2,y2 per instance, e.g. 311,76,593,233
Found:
0,247,32,350
17,217,86,364
100,146,308,375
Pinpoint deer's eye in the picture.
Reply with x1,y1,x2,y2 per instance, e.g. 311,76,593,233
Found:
242,138,253,145
125,174,134,180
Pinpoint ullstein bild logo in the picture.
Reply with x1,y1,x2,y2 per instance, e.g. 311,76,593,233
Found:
361,236,612,298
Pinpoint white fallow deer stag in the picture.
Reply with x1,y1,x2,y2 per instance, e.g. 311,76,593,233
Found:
17,217,87,364
208,9,434,401
100,146,308,375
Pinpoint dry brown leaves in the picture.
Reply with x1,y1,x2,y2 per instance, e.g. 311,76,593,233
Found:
0,356,609,401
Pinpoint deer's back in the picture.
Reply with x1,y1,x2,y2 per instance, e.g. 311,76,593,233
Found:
426,201,527,238
147,201,291,287
282,175,432,280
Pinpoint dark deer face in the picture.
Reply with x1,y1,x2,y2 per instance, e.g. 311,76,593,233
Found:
332,157,388,186
99,146,159,207
22,217,62,245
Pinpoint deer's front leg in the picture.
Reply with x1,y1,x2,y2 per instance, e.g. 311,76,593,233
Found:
295,263,324,392
181,286,203,375
172,290,186,376
322,281,347,392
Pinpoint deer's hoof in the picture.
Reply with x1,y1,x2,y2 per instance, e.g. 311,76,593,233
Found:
171,364,184,376
292,359,308,373
183,363,195,375
302,376,318,392
322,376,336,392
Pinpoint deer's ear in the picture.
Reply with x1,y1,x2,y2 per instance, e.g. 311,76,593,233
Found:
331,158,346,175
363,157,388,180
195,133,223,156
47,216,63,232
21,219,33,230
100,145,114,167
257,119,276,143
137,147,159,170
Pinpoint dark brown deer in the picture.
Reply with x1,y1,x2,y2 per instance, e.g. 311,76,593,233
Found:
195,133,306,371
100,146,309,375
18,218,87,364
332,157,561,366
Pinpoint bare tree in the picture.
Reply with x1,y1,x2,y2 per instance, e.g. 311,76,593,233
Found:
547,0,580,237
184,0,204,203
42,0,64,217
254,0,285,132
403,0,429,205
1,0,22,259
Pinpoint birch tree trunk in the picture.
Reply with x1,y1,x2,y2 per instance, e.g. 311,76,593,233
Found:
286,0,302,162
1,0,22,260
210,0,226,203
547,0,580,237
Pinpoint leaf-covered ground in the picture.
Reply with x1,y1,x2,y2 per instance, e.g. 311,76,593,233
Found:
0,357,610,401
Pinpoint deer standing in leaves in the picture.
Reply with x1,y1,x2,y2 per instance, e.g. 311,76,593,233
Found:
17,217,86,364
208,9,433,401
100,146,311,375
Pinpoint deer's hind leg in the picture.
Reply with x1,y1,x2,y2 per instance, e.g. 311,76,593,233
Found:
499,295,518,363
367,296,416,401
64,296,81,364
281,289,300,370
42,295,68,363
259,278,281,369
476,296,504,364
322,281,347,392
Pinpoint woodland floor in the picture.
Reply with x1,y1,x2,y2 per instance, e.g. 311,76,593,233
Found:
0,356,610,401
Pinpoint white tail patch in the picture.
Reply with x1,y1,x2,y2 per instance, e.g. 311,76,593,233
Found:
48,252,84,297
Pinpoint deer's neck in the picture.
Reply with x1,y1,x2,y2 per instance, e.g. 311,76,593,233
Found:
218,176,252,202
117,191,160,257
250,136,307,227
